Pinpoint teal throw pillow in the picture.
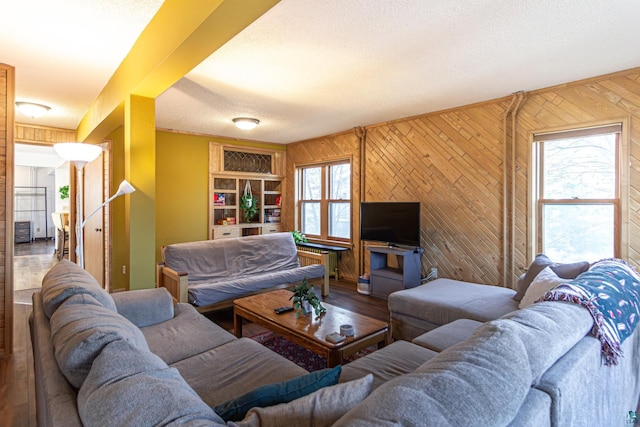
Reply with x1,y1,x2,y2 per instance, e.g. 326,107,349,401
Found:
213,365,342,421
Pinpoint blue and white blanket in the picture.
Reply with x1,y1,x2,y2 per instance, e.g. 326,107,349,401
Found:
541,259,640,366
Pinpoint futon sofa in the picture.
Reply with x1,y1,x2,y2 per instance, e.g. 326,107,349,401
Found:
157,232,329,312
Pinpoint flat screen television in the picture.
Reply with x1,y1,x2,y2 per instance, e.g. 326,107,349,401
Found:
360,202,421,248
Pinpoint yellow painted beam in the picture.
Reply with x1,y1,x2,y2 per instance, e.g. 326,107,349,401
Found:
77,0,280,142
124,94,156,290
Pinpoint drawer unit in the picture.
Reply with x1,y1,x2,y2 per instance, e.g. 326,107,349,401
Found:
15,221,31,243
212,226,241,240
261,224,282,235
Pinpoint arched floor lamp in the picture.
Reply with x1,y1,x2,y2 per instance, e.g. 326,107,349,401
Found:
53,143,135,269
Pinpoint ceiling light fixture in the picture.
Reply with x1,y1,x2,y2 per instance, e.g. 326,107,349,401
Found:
232,117,260,130
15,101,51,118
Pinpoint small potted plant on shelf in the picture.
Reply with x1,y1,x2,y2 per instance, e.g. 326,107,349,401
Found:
291,230,308,244
289,278,326,318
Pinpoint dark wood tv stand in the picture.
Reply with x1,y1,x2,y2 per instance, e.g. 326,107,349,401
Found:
366,245,423,300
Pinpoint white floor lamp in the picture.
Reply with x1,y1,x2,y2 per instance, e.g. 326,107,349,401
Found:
53,143,134,269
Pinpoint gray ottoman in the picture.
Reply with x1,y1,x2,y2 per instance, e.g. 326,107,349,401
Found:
388,278,519,341
412,319,484,352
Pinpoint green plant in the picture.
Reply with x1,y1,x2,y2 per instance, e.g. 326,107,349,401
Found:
59,185,69,200
289,278,326,318
240,193,258,223
291,230,308,244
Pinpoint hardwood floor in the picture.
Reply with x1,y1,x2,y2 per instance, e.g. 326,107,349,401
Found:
0,244,389,427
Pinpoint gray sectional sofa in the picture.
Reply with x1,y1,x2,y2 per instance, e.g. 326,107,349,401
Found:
157,232,329,312
32,258,640,426
31,259,314,426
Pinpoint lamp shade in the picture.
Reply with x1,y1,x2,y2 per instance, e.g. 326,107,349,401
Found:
232,117,260,130
54,142,102,169
115,180,135,197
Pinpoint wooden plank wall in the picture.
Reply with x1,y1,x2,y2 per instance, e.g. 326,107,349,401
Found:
0,64,15,356
514,69,640,272
15,124,76,144
286,66,640,287
284,131,361,281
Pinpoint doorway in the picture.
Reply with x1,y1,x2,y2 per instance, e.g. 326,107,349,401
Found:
13,143,68,297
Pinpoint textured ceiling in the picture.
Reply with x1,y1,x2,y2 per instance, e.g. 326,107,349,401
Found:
5,0,640,145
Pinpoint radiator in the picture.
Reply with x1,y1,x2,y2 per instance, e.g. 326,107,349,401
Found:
297,245,338,278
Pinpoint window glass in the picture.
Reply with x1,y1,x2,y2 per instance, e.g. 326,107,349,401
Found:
297,161,351,241
330,164,350,200
535,126,620,262
543,134,616,199
301,202,320,236
542,204,614,262
329,202,350,239
303,168,321,200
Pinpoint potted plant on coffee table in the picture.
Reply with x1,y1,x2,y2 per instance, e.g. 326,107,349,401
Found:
289,278,326,318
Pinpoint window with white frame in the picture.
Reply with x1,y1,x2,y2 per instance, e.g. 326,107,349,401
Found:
297,160,351,241
533,124,621,262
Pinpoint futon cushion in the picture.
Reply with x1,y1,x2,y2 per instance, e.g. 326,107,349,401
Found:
50,294,149,389
214,366,342,421
78,339,226,426
233,374,374,427
41,259,116,318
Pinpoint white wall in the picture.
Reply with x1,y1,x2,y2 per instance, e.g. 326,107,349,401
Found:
14,165,60,240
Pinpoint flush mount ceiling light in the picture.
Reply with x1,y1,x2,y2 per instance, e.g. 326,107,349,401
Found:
232,117,260,130
15,101,51,118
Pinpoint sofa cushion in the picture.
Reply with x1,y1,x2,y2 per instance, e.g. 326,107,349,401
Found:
498,301,592,381
519,266,571,308
78,339,226,426
388,278,518,328
171,338,308,407
233,374,374,427
50,294,149,389
334,321,532,426
140,303,236,365
339,340,438,390
514,254,589,302
411,318,483,352
111,287,174,327
214,366,342,421
41,259,116,318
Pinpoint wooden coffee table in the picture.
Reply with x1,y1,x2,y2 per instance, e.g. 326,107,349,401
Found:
234,289,389,368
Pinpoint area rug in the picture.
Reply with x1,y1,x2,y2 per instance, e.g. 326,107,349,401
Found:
250,331,372,372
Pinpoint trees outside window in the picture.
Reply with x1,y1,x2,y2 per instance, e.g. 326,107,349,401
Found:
534,124,620,262
297,161,351,241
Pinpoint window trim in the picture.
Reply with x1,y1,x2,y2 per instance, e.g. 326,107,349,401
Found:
296,158,352,244
528,119,629,263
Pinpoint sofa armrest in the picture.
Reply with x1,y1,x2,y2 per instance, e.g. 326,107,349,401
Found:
156,262,189,304
111,288,175,327
297,249,330,296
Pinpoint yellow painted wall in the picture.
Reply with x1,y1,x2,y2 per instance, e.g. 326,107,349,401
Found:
108,126,127,290
155,131,210,260
155,131,285,262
